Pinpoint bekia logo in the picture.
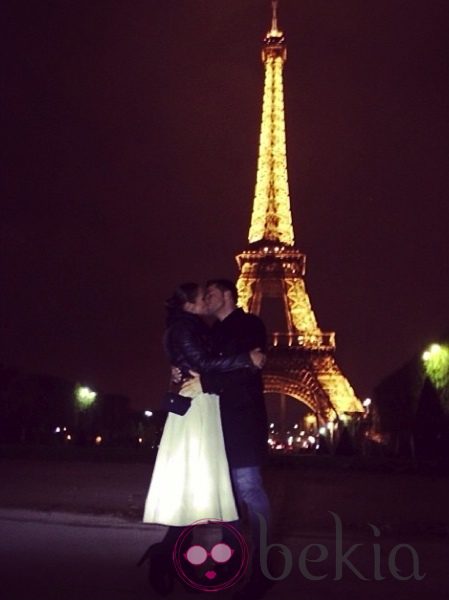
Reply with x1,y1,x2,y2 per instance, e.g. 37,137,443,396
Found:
257,512,426,582
173,512,426,591
172,519,249,592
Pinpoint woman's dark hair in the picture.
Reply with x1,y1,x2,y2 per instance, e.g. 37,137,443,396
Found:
165,282,200,320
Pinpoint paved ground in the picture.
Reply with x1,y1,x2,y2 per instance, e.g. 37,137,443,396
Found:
0,508,447,600
2,457,449,536
1,456,448,599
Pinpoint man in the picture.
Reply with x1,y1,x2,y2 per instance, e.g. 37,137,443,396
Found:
183,279,272,598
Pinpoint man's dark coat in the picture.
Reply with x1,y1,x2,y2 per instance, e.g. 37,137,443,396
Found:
201,308,268,468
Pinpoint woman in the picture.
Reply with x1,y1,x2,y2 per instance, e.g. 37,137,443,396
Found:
140,282,263,593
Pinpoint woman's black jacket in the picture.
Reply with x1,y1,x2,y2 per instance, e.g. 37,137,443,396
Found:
164,310,252,379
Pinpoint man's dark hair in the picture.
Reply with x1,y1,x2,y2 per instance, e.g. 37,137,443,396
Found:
206,279,238,304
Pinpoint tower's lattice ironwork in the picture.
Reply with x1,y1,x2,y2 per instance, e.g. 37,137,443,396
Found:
236,1,363,422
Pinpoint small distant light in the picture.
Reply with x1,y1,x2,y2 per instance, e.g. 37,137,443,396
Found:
138,437,143,444
319,427,326,435
300,431,305,436
54,427,61,433
296,437,301,442
308,436,316,444
327,422,334,430
293,424,298,429
95,436,102,445
422,351,430,361
63,427,67,432
270,423,275,429
431,343,441,354
144,410,153,417
275,444,284,450
287,436,293,445
66,434,72,441
363,398,372,408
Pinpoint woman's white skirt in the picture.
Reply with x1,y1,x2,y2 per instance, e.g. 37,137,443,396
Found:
143,392,238,526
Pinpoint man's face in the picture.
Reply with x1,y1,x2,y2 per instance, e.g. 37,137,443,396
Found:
205,285,226,316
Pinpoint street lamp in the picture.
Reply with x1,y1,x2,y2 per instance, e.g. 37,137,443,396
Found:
422,343,441,362
422,342,449,390
75,384,97,410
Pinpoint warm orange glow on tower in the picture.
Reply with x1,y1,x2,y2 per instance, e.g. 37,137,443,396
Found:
248,0,294,246
236,1,362,421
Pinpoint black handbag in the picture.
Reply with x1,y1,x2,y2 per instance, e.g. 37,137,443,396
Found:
161,391,191,416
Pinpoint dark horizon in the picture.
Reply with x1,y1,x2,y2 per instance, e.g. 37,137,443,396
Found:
2,0,449,409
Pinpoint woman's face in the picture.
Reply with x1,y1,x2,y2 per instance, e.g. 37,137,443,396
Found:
183,287,208,316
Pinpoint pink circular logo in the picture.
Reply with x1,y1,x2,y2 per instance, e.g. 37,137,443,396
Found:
172,519,249,592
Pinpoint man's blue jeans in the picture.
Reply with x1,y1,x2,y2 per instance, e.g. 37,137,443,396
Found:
231,466,271,555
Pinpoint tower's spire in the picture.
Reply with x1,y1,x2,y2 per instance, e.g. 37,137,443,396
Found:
248,0,294,246
270,0,281,36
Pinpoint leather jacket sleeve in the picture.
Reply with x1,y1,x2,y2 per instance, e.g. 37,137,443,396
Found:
165,318,252,375
200,311,266,396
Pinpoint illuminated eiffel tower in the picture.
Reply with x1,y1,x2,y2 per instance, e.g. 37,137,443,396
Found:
236,1,363,425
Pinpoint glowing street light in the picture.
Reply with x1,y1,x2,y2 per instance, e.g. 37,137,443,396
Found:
363,398,372,408
422,342,449,390
422,344,441,361
75,384,97,410
144,410,153,417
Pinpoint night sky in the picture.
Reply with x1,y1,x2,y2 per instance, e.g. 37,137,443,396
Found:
2,0,448,410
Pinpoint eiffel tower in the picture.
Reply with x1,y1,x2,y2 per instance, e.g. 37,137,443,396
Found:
235,1,363,426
